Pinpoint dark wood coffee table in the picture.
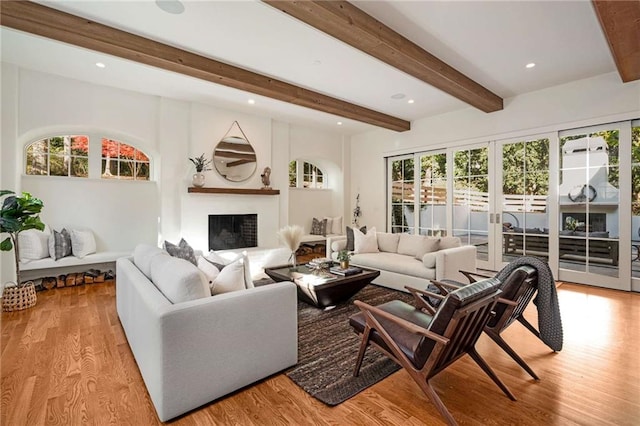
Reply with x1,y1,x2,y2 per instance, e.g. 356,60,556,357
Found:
264,264,380,308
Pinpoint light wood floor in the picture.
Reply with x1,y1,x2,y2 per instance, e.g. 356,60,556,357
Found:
1,281,639,425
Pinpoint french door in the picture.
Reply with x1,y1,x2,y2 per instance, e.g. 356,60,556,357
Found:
387,120,637,291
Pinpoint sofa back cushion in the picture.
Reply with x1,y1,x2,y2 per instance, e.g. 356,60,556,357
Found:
134,244,168,279
439,237,462,250
415,238,440,260
150,254,210,304
377,232,400,253
397,234,425,257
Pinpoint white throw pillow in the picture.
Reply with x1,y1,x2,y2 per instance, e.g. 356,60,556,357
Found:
376,232,400,253
150,254,210,304
422,252,438,268
18,225,50,261
197,255,221,290
211,257,246,295
330,216,343,235
415,238,440,260
204,251,253,289
354,226,379,254
70,229,97,258
324,217,334,234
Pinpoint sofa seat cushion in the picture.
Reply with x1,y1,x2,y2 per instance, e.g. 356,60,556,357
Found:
150,254,210,304
350,252,435,280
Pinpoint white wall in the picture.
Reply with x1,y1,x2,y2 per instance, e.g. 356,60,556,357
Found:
350,72,640,231
288,125,347,233
0,66,350,284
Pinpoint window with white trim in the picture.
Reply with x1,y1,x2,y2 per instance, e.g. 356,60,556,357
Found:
289,160,325,188
101,138,150,180
25,135,90,177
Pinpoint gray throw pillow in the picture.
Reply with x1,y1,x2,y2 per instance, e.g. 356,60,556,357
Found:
48,228,72,260
310,217,328,236
164,238,197,266
346,226,366,251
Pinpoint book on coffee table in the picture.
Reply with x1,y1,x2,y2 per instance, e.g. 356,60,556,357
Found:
329,266,363,276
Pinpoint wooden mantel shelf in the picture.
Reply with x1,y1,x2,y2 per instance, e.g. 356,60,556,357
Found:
188,187,280,195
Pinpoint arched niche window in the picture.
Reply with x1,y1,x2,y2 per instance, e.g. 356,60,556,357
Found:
289,160,325,188
25,135,89,177
101,138,150,180
24,135,151,181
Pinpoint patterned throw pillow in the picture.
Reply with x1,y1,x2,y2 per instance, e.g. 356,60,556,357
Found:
310,217,328,236
346,226,367,251
163,238,197,266
48,228,72,260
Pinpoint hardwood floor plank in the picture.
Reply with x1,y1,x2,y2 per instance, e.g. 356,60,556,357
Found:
2,281,639,425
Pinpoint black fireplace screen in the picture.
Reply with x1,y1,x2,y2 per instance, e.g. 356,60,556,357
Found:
208,214,257,250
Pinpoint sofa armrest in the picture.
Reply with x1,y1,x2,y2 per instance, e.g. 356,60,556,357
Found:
435,245,477,282
326,235,348,259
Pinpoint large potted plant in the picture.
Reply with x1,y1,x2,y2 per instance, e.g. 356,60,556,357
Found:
1,190,45,311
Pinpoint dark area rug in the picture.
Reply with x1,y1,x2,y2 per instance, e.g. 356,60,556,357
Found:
286,285,414,406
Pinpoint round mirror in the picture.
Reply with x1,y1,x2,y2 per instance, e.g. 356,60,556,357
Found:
213,135,257,182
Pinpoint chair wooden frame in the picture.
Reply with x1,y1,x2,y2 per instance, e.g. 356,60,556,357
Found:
353,285,515,426
433,267,541,380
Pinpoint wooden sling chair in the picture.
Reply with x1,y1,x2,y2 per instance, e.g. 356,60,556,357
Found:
433,265,540,380
349,278,514,426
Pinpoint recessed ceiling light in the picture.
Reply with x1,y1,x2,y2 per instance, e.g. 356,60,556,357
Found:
247,99,255,105
391,93,406,100
337,121,343,126
526,62,536,69
95,62,106,68
156,0,185,15
407,99,415,104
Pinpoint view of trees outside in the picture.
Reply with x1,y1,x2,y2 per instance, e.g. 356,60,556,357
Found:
289,161,297,187
25,135,89,177
101,138,150,180
390,157,414,233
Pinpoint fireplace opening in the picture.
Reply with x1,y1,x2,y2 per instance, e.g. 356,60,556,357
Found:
561,213,606,232
209,214,257,250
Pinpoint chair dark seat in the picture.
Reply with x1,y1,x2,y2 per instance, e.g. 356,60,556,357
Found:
349,277,510,426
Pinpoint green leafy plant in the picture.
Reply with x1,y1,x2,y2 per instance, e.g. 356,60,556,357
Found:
1,190,45,286
189,153,213,173
337,249,351,262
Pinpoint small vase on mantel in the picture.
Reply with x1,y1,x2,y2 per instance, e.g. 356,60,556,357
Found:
192,172,206,187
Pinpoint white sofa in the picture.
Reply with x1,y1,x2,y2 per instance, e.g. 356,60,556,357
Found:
326,232,477,292
116,249,298,421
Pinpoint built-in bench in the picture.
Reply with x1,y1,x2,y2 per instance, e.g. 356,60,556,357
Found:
19,251,131,282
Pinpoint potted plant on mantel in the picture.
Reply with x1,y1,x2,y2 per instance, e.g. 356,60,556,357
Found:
0,190,45,312
189,153,213,188
337,249,351,269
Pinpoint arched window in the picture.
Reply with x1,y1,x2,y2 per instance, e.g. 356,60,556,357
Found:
25,135,89,177
101,138,150,180
289,160,325,188
24,135,151,181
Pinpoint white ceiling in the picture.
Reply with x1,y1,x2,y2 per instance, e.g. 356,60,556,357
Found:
0,0,616,135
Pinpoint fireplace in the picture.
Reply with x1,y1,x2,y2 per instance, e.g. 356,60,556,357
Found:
561,213,606,232
209,214,257,250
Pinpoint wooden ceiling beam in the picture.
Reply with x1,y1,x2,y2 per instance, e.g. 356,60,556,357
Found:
0,1,410,132
592,0,640,83
264,0,503,113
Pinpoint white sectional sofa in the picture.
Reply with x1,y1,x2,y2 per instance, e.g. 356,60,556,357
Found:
116,246,298,421
326,232,477,292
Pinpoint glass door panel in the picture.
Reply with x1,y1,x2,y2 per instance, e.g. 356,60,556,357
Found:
500,138,550,266
631,123,640,290
559,129,620,281
390,156,415,234
453,147,489,262
418,153,447,236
